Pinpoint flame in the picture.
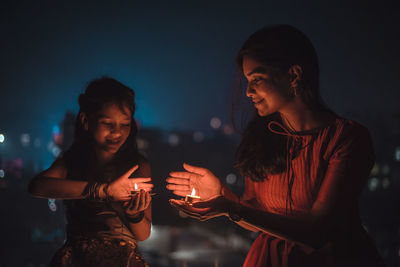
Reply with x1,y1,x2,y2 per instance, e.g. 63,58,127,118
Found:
191,187,196,196
134,183,138,190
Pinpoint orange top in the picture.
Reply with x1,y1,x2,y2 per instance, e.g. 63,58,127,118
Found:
242,117,383,267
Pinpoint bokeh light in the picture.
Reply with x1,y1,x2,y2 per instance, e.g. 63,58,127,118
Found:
193,131,204,143
210,117,222,129
168,133,180,147
20,133,30,147
226,173,237,185
395,147,400,161
368,177,380,191
222,124,234,135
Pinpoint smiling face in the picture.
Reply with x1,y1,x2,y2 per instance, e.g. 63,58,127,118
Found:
242,56,292,117
84,102,132,157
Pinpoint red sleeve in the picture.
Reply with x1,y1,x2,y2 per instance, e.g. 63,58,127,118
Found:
240,176,265,209
316,123,375,211
242,176,257,201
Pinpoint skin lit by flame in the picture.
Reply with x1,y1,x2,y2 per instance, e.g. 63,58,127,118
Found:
191,187,196,196
134,183,138,190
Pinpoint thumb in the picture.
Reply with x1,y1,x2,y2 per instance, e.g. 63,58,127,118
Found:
124,165,139,178
183,163,207,175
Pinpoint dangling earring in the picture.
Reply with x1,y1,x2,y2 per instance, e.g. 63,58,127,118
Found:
290,85,297,97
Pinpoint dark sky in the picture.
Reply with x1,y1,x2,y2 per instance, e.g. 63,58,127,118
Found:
1,0,399,138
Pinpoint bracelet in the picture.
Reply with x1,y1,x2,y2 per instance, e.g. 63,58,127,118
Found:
125,211,144,224
84,181,97,200
84,181,107,201
102,183,111,202
94,182,102,200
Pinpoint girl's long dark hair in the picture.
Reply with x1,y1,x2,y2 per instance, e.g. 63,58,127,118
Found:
234,24,326,182
63,76,139,181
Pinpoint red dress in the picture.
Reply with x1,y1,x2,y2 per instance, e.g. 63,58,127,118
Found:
241,117,384,267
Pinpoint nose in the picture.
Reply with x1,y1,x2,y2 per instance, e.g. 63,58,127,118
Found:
246,84,255,98
109,125,122,137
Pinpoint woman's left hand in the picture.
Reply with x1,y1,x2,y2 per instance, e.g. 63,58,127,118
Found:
123,189,151,217
169,196,231,221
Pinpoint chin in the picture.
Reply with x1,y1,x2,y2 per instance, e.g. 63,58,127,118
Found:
257,109,271,117
103,145,121,154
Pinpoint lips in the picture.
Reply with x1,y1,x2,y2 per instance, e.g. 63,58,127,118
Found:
105,139,122,146
253,99,264,106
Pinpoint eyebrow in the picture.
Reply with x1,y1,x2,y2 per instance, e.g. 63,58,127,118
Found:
246,66,268,76
98,115,131,121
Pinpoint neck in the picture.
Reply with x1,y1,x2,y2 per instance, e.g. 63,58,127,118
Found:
93,146,115,165
279,98,328,132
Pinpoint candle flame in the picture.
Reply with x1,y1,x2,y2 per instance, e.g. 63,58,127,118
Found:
134,183,138,190
191,187,196,196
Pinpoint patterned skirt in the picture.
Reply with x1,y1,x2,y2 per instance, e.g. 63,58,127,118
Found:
49,236,148,267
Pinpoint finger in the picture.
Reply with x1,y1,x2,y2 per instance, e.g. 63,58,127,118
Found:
118,195,133,202
170,203,207,217
126,197,134,209
166,184,190,191
172,190,190,197
128,178,152,183
183,163,208,175
191,197,220,208
144,191,151,209
169,171,192,179
166,177,190,185
124,165,139,177
169,199,186,205
132,191,140,211
135,183,154,191
122,201,130,208
169,199,210,214
139,190,146,210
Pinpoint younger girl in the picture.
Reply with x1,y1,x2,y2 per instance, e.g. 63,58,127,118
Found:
29,77,153,267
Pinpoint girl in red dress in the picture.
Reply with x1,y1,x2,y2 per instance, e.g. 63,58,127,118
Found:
166,25,384,267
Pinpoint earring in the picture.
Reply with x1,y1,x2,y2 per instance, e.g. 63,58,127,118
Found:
290,85,297,96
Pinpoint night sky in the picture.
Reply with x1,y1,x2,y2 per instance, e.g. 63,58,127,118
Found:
1,0,399,164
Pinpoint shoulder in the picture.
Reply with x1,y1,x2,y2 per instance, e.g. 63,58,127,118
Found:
333,118,372,146
38,157,68,179
326,117,374,162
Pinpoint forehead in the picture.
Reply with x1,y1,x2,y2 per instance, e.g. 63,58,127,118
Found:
97,103,132,119
242,56,268,77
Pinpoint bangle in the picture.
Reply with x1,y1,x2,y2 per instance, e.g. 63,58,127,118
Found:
94,182,102,200
84,181,97,200
102,183,111,202
84,181,106,201
125,211,144,224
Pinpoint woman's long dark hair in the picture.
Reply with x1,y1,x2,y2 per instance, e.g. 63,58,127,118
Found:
63,76,139,181
234,24,326,182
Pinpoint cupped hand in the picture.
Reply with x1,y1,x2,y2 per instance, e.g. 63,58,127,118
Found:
123,189,151,217
169,196,230,221
108,165,153,201
166,163,222,200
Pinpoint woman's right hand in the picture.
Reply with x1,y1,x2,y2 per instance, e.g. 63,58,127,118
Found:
166,163,222,201
107,165,153,201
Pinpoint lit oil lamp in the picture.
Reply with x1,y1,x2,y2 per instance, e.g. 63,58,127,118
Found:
131,183,156,196
185,187,200,204
131,183,139,195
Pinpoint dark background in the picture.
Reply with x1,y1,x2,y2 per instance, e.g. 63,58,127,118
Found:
1,0,399,266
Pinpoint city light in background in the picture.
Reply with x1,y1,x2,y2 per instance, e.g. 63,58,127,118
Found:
1,1,399,267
